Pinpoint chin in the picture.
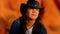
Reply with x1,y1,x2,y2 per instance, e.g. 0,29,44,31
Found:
30,17,37,20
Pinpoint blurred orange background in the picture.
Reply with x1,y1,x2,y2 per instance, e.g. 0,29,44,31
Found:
0,0,60,34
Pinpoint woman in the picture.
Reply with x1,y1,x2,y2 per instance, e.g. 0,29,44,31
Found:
9,0,47,34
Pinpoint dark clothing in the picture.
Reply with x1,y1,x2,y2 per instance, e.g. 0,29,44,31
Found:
9,17,47,34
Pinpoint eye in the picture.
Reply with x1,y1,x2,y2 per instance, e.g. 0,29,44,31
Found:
35,9,39,11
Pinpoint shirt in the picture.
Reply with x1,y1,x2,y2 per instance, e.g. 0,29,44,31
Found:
25,26,33,34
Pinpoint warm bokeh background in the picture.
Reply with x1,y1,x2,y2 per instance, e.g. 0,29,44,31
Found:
0,0,60,34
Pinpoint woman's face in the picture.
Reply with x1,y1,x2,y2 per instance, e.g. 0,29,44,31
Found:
26,8,39,20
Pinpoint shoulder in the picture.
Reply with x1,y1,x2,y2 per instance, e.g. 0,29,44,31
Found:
38,22,47,34
9,17,21,34
11,16,24,27
12,17,23,25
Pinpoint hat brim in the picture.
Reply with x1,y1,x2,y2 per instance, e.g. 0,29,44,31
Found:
20,3,44,12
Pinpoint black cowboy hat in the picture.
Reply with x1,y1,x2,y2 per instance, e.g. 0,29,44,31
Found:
20,0,44,15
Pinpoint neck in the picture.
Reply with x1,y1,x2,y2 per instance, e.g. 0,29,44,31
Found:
26,19,36,29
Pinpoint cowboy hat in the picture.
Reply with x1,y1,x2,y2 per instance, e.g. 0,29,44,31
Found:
20,0,44,15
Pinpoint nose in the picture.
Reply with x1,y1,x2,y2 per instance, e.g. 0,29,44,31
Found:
32,9,36,13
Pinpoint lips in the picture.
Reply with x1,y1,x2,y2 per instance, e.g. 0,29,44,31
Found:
32,14,36,16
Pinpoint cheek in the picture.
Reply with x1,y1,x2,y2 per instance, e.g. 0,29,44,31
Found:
28,12,32,16
36,11,39,15
26,11,32,17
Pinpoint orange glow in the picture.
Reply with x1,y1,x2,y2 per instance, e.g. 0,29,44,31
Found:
0,0,60,34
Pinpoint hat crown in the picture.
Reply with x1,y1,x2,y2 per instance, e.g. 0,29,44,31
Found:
26,0,39,8
27,0,39,4
20,0,44,15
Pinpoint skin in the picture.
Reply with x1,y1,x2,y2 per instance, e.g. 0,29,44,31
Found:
25,8,39,29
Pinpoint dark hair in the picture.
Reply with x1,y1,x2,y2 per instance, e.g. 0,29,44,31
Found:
20,3,44,33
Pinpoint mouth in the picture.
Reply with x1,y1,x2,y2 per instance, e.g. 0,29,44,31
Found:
32,14,37,16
